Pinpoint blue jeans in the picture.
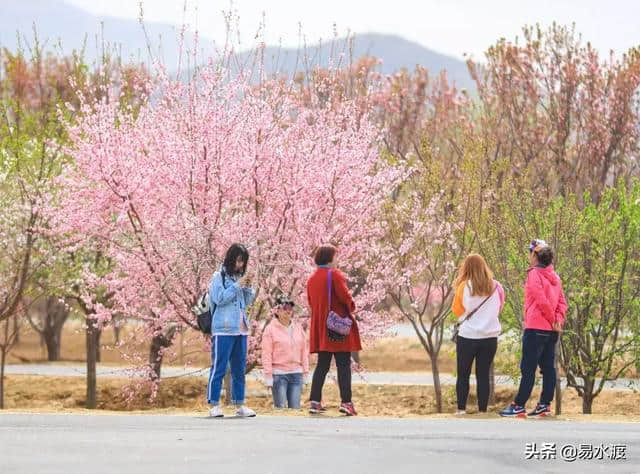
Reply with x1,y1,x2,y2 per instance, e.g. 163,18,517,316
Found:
514,329,559,406
207,335,247,406
271,373,303,409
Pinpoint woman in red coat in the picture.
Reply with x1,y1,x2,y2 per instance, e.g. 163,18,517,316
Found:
307,244,361,416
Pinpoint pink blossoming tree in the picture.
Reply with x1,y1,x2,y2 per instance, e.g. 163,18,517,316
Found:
53,60,398,381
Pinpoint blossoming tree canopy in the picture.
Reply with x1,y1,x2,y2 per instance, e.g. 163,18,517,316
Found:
54,64,398,369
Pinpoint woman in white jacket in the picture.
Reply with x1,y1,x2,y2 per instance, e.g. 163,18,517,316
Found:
451,254,504,414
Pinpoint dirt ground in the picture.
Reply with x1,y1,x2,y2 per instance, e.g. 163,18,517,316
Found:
3,375,640,421
5,323,639,421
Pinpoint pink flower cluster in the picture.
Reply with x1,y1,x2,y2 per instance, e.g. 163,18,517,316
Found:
53,64,399,373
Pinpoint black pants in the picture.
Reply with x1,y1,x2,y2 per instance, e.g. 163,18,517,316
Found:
310,351,352,403
456,336,498,411
514,329,559,406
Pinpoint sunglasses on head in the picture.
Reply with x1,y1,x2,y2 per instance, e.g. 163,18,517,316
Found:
529,239,548,253
275,295,294,308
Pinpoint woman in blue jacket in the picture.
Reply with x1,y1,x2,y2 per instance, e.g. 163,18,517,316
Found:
207,243,257,418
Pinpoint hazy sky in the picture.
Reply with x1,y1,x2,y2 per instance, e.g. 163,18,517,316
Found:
64,0,640,59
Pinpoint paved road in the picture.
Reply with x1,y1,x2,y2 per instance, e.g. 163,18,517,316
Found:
0,414,637,474
5,363,640,390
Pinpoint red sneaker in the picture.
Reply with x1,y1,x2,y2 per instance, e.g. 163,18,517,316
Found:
339,402,358,416
309,401,326,414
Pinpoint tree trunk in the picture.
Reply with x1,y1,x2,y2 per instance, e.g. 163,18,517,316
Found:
582,378,594,414
148,326,177,380
488,362,496,406
86,319,98,409
430,354,443,413
113,317,122,345
13,316,19,344
43,331,61,361
554,344,562,415
39,333,46,359
0,349,6,409
42,296,70,362
582,394,594,414
0,315,21,409
178,328,184,365
95,328,102,363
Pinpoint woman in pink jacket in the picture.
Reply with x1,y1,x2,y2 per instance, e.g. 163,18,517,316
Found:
500,240,568,418
261,295,310,409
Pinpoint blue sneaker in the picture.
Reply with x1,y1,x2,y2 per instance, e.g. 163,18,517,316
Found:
527,403,552,418
499,402,526,417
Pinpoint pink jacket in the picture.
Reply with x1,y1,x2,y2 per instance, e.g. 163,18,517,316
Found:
261,318,309,383
524,265,568,331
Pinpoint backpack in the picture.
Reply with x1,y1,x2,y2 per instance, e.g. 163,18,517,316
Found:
192,271,226,335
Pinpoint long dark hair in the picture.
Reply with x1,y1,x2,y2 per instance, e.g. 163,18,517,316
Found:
222,243,249,277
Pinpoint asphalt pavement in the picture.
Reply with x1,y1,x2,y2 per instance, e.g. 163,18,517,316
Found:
0,413,638,474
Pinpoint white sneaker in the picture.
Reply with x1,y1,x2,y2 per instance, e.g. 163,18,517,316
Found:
235,405,256,417
455,409,467,415
209,406,224,418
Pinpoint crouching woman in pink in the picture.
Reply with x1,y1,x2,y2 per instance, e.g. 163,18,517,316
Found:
261,295,309,409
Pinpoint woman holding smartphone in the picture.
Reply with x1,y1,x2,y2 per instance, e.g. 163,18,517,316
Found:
206,243,257,418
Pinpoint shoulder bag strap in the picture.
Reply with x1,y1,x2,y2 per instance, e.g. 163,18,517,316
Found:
458,284,497,327
327,269,332,310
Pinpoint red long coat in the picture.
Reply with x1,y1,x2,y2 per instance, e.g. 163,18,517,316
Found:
307,267,361,353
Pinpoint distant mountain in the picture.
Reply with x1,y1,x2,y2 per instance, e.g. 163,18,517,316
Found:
244,33,474,90
0,0,473,89
0,0,189,65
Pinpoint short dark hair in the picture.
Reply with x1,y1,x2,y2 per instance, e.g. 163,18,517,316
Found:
535,247,554,267
223,243,249,276
314,244,336,266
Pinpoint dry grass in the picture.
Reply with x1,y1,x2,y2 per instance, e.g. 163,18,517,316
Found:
3,375,640,421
